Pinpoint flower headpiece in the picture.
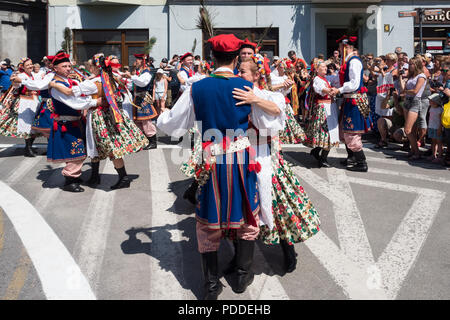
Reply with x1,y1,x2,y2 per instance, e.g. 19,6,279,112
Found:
93,53,105,67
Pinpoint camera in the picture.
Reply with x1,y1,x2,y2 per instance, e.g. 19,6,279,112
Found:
399,69,405,76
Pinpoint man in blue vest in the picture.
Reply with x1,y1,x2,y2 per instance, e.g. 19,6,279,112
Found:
332,36,370,172
124,54,158,149
158,34,281,299
47,52,101,192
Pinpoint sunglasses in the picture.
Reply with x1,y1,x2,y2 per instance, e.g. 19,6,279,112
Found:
442,69,449,72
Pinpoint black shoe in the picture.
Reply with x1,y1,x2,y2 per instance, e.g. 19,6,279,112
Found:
233,239,255,294
201,251,223,300
87,161,101,187
146,135,157,149
111,166,131,190
63,177,84,192
340,145,356,166
309,147,321,161
346,150,368,172
223,240,238,275
183,180,198,205
319,149,331,168
24,138,36,157
280,240,297,273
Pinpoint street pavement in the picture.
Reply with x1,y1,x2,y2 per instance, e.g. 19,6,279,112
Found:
0,132,449,300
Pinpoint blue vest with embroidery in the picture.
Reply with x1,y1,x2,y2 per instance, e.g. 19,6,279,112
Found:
179,67,191,79
135,69,152,93
191,75,260,230
344,56,363,92
47,80,86,162
342,56,370,133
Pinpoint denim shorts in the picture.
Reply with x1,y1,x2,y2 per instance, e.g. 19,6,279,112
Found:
428,128,442,140
404,97,429,129
404,97,421,113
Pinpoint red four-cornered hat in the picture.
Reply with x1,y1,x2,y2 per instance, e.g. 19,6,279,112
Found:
134,53,147,59
180,52,194,61
208,34,244,52
242,38,257,49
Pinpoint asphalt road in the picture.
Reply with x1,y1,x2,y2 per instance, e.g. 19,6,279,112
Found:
0,132,449,300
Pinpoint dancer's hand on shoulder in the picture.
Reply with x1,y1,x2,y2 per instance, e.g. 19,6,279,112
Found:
233,86,258,106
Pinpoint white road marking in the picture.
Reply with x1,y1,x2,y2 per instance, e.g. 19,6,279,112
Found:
369,167,450,185
73,161,117,294
5,157,42,184
286,154,446,299
149,149,193,300
347,176,445,299
0,181,96,299
33,164,65,213
0,143,47,148
305,232,387,299
327,168,375,268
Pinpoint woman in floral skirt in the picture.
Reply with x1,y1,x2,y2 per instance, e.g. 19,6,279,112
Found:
0,58,41,157
273,59,306,145
226,55,320,274
305,61,340,167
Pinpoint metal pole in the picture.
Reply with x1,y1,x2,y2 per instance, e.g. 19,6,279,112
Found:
419,8,423,54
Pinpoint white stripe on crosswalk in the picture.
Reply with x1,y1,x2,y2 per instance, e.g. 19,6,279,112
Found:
347,176,446,299
5,157,42,184
0,181,96,299
369,167,450,184
33,164,65,213
73,161,117,294
149,149,193,300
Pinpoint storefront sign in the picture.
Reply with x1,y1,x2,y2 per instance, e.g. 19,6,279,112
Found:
415,8,450,24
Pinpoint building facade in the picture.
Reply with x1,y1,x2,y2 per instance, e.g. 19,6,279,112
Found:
0,0,47,65
45,0,450,67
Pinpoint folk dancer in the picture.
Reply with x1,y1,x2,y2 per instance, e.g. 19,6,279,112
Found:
305,61,340,167
46,52,101,192
231,56,320,273
123,53,158,150
157,34,282,300
332,36,371,172
1,58,41,157
272,59,306,144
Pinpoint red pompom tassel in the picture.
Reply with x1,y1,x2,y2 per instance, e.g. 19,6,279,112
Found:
61,124,67,133
53,121,58,131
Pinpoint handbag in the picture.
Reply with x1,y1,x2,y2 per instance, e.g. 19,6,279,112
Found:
441,100,450,129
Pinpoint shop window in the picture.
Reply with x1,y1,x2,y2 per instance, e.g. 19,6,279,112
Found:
73,29,149,67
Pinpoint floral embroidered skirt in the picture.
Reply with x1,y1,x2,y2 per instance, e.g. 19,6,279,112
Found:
305,102,339,150
91,106,148,160
279,103,305,144
180,127,202,178
259,139,321,245
0,96,31,139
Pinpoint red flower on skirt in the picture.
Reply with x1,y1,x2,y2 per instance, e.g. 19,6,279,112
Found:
114,139,120,148
100,128,108,138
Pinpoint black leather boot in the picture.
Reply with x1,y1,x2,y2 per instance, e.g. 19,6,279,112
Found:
223,240,238,275
24,138,36,157
340,145,356,166
347,150,368,172
280,240,297,273
309,147,321,162
233,239,255,294
145,134,157,150
319,149,331,168
63,176,84,192
111,166,131,190
183,180,198,205
201,251,223,300
87,161,101,187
